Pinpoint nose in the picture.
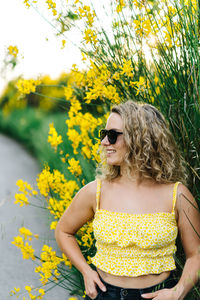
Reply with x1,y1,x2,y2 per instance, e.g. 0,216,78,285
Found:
101,134,110,146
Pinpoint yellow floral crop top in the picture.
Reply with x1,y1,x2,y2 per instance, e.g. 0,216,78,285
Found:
91,180,180,277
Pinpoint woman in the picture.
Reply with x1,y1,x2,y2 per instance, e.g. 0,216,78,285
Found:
55,101,200,300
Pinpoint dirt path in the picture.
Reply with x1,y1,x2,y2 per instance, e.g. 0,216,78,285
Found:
0,134,74,299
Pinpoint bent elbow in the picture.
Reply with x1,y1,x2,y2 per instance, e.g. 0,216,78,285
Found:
54,222,61,243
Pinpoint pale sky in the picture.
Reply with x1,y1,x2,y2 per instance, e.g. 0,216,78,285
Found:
0,0,84,95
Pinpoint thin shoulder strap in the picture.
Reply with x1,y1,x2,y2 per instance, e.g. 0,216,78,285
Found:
96,179,101,210
172,182,181,212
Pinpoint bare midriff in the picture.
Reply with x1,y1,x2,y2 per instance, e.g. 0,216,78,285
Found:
97,267,171,289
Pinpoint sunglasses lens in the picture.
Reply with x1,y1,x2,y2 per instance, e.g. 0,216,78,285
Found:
100,130,107,141
107,130,117,144
100,129,122,144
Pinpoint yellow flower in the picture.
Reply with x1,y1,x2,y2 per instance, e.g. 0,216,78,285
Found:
116,0,126,12
61,157,66,163
24,0,31,8
19,227,32,240
38,288,45,296
29,293,36,299
133,17,152,38
87,256,92,264
155,86,160,94
91,142,101,163
15,193,29,206
50,221,58,230
16,179,38,196
35,245,63,285
68,158,82,176
46,0,57,16
25,286,32,292
66,129,81,154
17,79,41,94
37,166,79,201
12,236,35,260
22,242,35,260
48,123,63,151
120,59,133,78
113,72,120,81
83,29,98,45
61,39,66,49
81,52,87,61
81,146,91,159
64,86,73,101
8,45,18,58
9,287,20,296
132,76,146,95
154,75,159,85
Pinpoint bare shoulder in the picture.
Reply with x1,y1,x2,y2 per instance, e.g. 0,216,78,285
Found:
76,180,97,203
55,180,97,235
176,183,198,211
71,180,97,213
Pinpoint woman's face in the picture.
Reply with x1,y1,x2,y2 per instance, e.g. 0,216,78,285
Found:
101,113,127,166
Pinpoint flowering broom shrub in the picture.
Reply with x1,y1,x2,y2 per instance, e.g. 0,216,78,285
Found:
9,0,200,299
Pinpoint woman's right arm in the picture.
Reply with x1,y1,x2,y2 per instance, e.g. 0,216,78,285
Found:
55,180,106,299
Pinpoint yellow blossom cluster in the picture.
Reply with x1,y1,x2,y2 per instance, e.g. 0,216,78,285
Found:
24,0,31,8
78,5,96,27
68,158,82,176
69,64,87,88
35,245,64,285
119,59,134,78
47,196,70,221
66,101,102,159
37,166,79,199
132,0,144,9
9,287,20,296
91,140,101,163
24,286,45,300
84,62,120,104
23,0,37,9
8,45,18,58
10,285,45,299
15,179,38,206
83,28,98,45
116,0,126,13
48,123,63,151
77,221,94,249
36,166,79,228
19,227,39,241
131,76,148,96
133,17,152,38
63,66,87,109
12,230,36,260
46,0,57,16
17,79,41,94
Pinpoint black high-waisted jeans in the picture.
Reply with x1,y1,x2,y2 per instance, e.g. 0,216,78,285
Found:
85,271,178,300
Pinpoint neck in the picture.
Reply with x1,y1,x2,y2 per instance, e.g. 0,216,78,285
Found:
119,166,156,186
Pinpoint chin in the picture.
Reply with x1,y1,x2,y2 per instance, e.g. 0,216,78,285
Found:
107,159,120,166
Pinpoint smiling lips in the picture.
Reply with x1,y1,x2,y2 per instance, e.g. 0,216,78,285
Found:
106,149,116,154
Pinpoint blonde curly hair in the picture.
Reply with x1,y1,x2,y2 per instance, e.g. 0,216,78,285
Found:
97,100,187,184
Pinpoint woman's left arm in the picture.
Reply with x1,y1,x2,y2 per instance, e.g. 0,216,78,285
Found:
142,184,200,300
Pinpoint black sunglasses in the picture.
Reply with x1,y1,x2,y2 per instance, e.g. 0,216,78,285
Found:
99,129,123,144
